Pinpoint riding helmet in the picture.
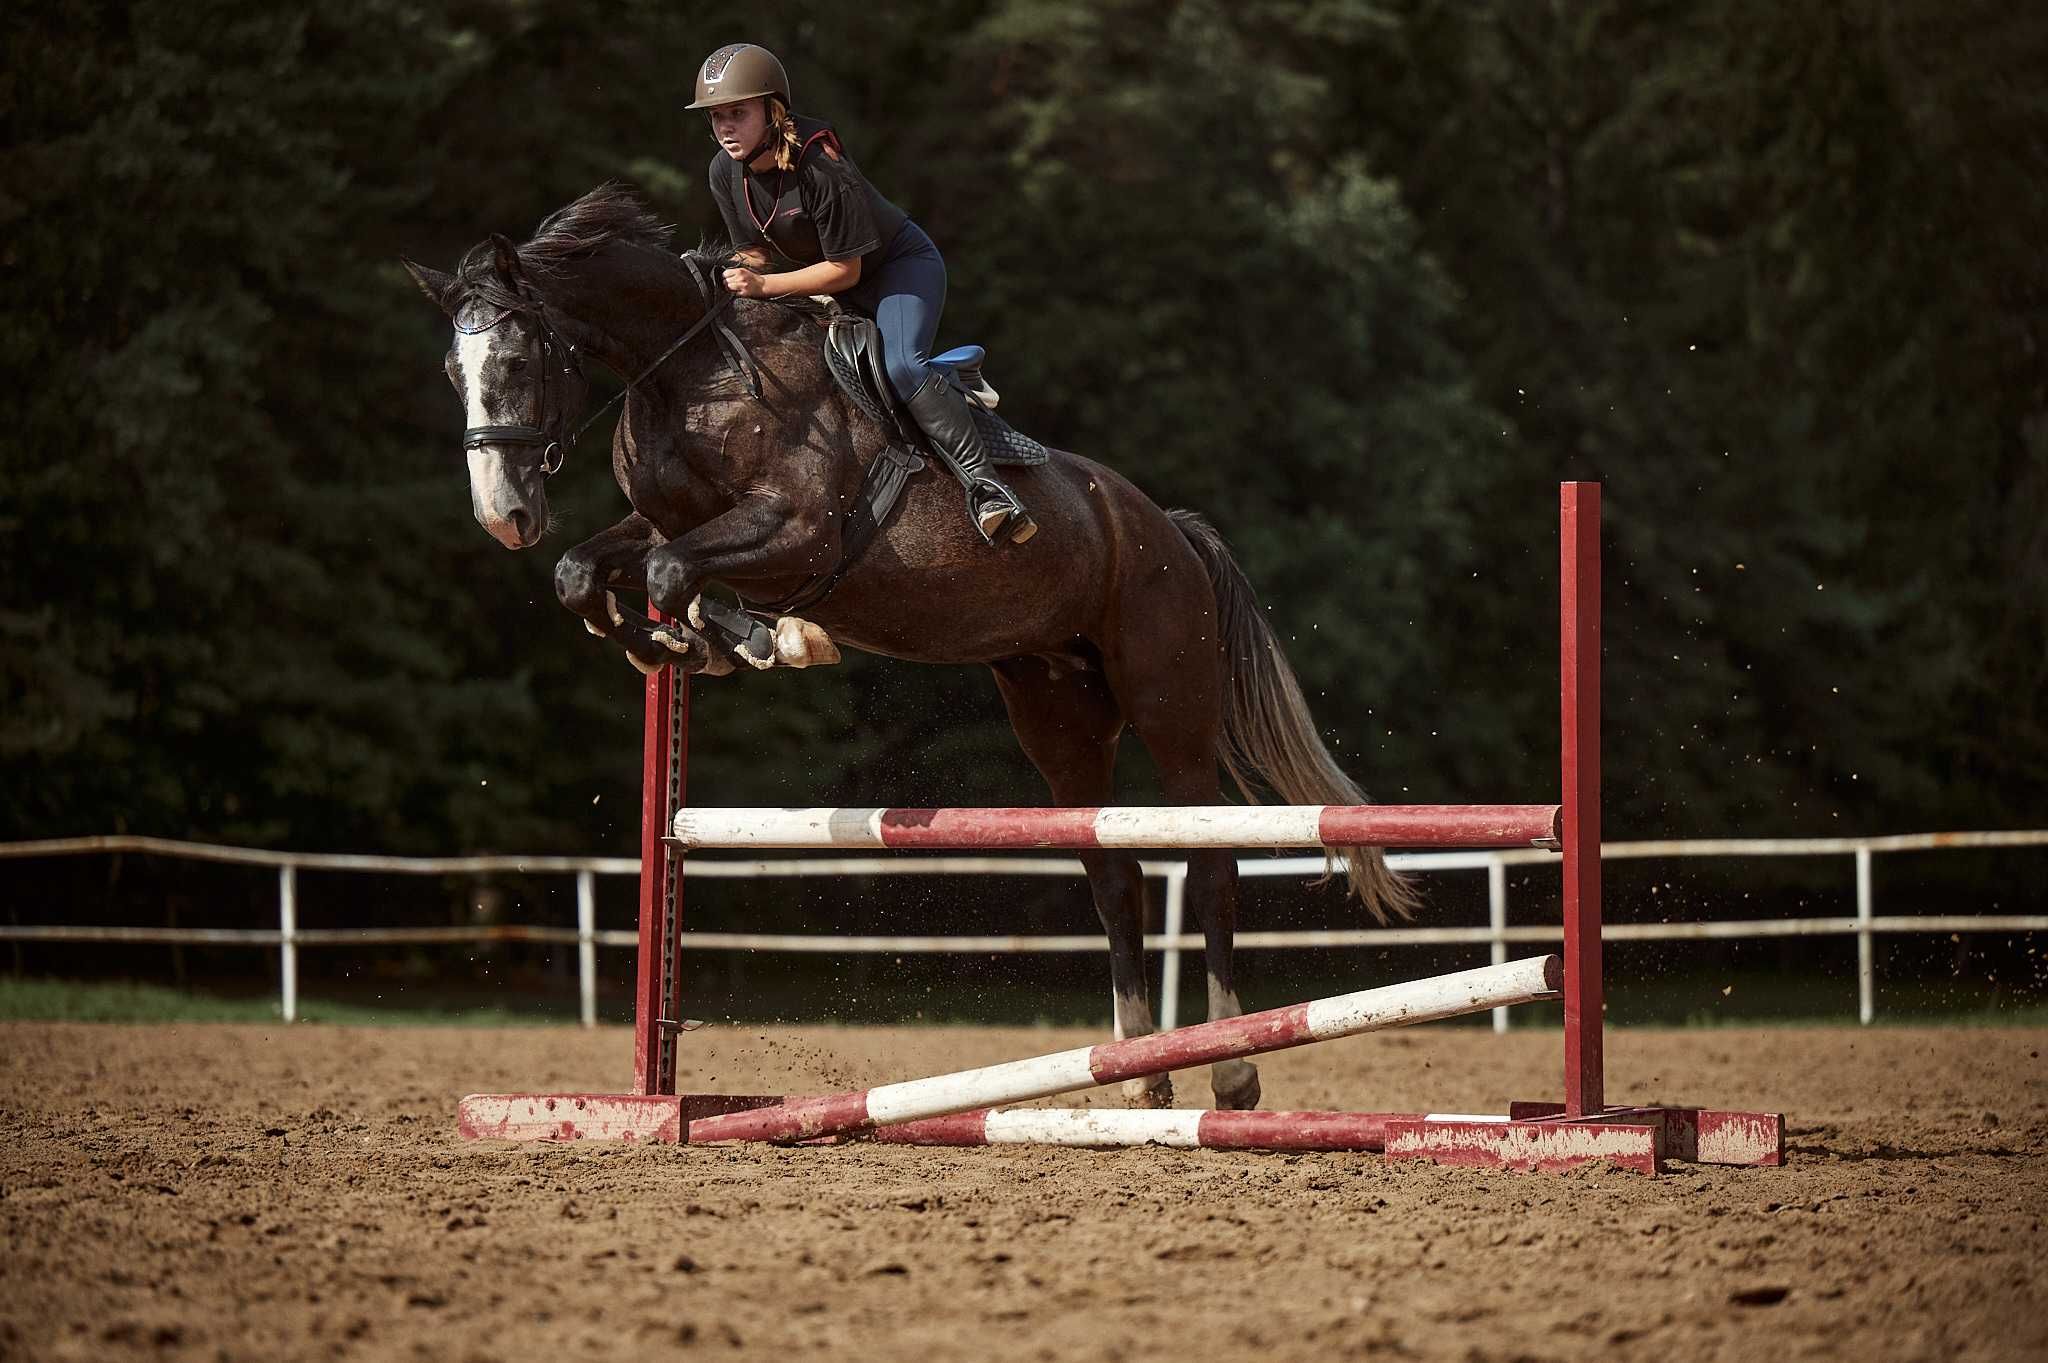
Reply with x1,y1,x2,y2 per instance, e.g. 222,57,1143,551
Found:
687,43,791,110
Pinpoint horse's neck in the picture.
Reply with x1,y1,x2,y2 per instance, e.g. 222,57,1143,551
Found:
543,244,703,380
549,246,813,401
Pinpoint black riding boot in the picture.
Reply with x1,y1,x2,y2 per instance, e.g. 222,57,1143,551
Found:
904,371,1036,546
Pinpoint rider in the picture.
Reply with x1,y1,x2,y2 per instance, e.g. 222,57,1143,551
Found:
690,42,1033,546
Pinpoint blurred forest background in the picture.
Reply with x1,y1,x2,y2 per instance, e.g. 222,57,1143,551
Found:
4,1,2045,1019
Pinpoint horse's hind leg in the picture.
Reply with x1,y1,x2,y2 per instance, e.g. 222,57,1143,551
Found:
1106,637,1262,1110
1164,847,1260,1110
990,656,1173,1108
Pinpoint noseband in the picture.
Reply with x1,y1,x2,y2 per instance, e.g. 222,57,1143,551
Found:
457,254,761,479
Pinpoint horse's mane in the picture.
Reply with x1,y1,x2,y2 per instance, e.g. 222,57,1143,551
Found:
452,187,816,354
454,182,676,312
681,237,738,270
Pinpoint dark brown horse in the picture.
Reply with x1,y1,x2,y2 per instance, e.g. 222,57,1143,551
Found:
406,185,1415,1109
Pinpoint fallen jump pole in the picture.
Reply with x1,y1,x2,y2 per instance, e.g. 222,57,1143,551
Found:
672,803,1561,851
686,955,1562,1144
872,1107,1426,1152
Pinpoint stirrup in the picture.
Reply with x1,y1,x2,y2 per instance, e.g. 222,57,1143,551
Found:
968,481,1035,547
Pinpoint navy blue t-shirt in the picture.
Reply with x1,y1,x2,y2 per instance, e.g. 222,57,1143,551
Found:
708,115,910,273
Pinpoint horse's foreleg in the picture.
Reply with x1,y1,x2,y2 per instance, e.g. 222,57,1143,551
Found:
554,514,733,676
644,495,843,669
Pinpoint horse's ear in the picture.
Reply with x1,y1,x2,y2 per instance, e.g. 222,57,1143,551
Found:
402,258,459,318
490,232,524,286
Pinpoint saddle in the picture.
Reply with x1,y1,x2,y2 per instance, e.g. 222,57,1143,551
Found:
822,316,1052,467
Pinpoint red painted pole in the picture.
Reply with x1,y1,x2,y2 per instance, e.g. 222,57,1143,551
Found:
632,624,688,1097
1560,482,1604,1115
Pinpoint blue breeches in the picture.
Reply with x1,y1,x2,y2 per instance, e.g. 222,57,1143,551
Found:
845,222,947,402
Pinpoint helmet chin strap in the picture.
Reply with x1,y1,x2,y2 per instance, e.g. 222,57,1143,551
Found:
710,93,786,168
734,125,779,168
710,116,780,168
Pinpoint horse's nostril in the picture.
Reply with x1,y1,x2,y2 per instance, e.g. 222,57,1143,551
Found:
507,509,534,542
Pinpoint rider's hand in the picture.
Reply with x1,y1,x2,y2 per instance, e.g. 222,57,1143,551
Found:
732,247,771,270
723,266,771,299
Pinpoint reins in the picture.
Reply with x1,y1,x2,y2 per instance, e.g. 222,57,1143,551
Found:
565,254,764,449
462,253,763,475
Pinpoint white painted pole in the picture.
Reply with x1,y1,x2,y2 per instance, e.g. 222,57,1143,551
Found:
1856,845,1874,1025
689,955,1564,1144
278,864,298,1023
1488,856,1509,1034
577,869,597,1029
1159,864,1187,1031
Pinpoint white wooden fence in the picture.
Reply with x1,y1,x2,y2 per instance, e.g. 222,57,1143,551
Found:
3,830,2043,1028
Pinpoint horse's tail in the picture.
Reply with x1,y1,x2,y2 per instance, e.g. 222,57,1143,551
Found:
1169,509,1420,924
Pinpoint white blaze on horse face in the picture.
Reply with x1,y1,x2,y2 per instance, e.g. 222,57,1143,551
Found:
453,322,541,549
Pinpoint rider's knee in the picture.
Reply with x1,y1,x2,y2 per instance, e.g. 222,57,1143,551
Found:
884,351,929,403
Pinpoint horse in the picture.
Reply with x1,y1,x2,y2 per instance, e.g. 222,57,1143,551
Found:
404,184,1416,1110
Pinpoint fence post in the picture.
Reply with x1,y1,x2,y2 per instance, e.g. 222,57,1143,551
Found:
278,864,298,1023
1856,844,1874,1025
577,869,598,1029
1488,856,1510,1034
1159,863,1188,1031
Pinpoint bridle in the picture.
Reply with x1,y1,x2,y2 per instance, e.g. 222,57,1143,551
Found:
456,294,582,475
457,254,764,478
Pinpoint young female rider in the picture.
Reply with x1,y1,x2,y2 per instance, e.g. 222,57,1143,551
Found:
689,42,1032,545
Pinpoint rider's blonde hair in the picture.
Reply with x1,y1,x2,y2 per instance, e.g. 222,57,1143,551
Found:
765,96,802,171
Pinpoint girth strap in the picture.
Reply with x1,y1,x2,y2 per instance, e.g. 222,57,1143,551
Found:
751,441,925,617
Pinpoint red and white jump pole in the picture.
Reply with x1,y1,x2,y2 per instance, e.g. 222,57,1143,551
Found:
457,483,1786,1174
873,1108,1423,1152
685,956,1562,1143
671,804,1560,852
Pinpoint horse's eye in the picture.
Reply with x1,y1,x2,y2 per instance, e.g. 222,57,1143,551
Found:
508,356,530,373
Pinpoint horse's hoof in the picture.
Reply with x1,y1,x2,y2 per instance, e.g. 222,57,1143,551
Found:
1211,1060,1261,1111
774,617,840,668
686,594,705,630
583,619,607,638
1123,1074,1175,1109
605,591,624,628
626,651,665,677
